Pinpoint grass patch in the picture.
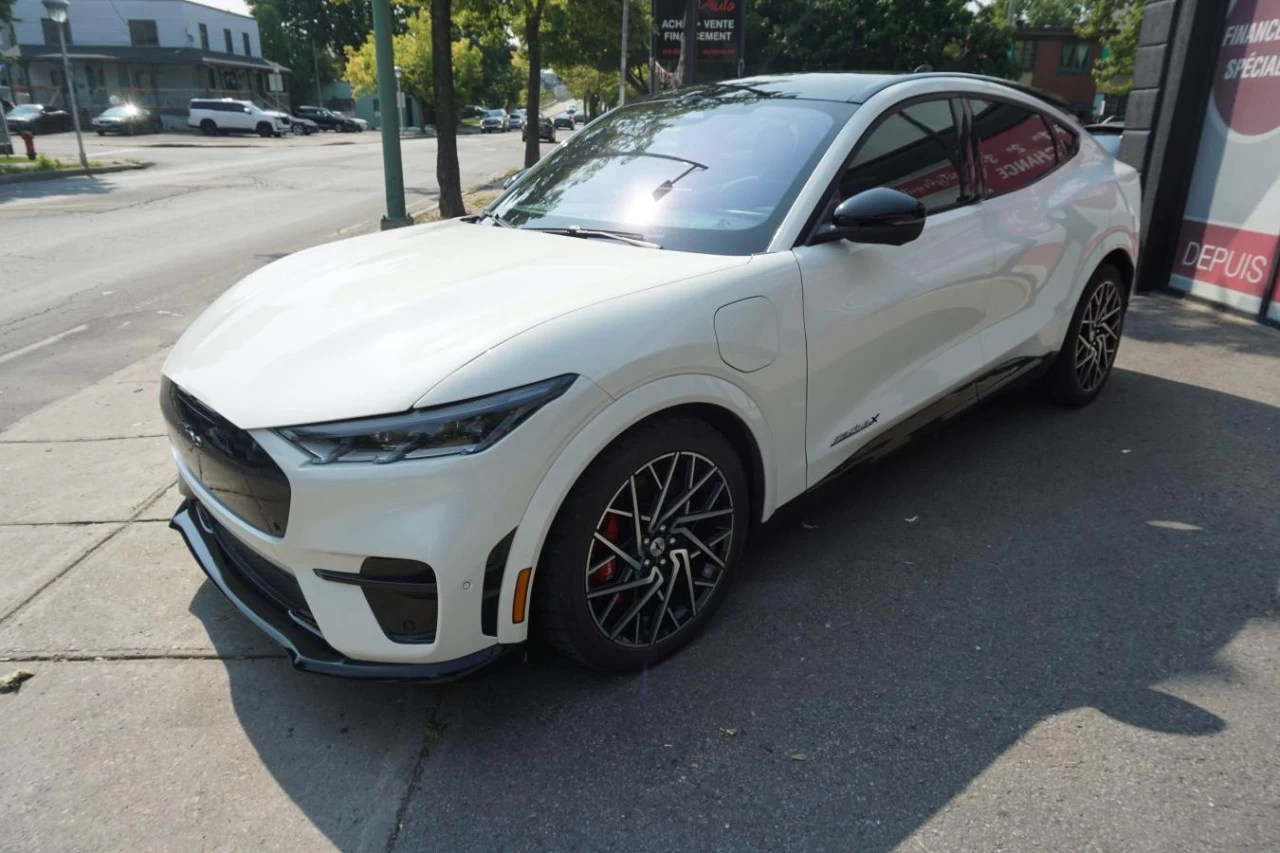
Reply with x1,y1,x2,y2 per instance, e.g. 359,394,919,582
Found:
413,185,503,225
460,117,481,127
34,154,65,171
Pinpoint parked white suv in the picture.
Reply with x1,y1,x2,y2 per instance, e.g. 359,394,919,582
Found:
188,98,291,137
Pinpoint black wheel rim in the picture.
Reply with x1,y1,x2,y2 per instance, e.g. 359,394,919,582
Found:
585,451,735,648
1075,279,1123,393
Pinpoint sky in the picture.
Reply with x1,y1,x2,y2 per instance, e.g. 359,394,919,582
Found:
189,0,254,16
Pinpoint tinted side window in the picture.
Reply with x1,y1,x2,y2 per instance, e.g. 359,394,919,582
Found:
1051,120,1080,160
970,99,1058,197
839,98,966,214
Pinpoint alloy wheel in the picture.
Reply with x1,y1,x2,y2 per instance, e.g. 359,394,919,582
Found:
1074,278,1123,393
585,451,736,648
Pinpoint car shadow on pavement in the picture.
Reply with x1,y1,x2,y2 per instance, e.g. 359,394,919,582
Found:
194,366,1279,851
0,173,116,204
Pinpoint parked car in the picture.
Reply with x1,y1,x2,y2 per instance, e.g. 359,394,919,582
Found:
574,111,585,125
553,113,574,130
90,104,160,135
522,112,556,143
461,104,488,119
480,108,510,133
509,109,526,130
289,115,319,135
187,98,291,137
163,72,1139,681
4,104,72,134
332,111,368,132
293,105,361,132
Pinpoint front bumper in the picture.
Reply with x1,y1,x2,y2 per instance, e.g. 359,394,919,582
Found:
171,499,515,680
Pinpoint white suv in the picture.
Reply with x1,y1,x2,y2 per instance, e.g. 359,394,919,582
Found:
187,98,291,137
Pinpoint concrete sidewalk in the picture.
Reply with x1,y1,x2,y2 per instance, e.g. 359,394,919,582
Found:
1,294,1278,852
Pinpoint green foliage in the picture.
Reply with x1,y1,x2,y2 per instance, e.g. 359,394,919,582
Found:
1078,0,1142,95
0,0,14,26
543,0,649,92
745,0,1018,79
248,0,373,105
1016,0,1087,27
342,10,483,106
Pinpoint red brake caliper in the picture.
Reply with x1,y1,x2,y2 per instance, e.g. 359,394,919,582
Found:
597,515,619,584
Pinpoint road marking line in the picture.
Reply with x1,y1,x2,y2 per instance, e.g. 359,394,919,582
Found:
0,324,89,365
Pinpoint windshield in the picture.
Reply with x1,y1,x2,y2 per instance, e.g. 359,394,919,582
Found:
101,106,140,117
486,109,505,117
9,106,41,116
490,88,854,255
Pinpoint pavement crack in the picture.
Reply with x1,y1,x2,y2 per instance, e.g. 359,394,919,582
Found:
0,478,177,625
385,689,453,853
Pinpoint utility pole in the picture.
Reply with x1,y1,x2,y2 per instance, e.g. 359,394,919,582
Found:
1008,0,1016,26
371,0,410,229
619,0,629,106
648,0,656,95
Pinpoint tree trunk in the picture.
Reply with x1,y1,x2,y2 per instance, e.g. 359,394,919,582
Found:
432,0,465,218
523,1,545,169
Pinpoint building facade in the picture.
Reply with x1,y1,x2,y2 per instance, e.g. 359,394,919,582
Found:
1011,27,1107,121
2,0,287,124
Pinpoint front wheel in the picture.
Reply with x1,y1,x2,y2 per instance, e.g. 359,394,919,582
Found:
1044,263,1126,406
534,416,749,671
200,119,218,136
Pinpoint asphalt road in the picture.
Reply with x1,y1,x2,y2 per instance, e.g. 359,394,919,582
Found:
0,128,549,428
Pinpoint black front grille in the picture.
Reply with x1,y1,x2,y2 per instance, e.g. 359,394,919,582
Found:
161,379,291,536
198,502,312,623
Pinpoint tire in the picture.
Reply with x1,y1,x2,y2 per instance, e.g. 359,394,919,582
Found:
96,130,105,136
257,122,274,138
533,416,750,671
1043,263,1127,406
200,119,218,136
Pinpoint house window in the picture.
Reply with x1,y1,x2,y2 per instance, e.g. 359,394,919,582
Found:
1012,39,1037,72
242,33,251,56
224,28,234,53
207,67,216,88
1059,41,1092,72
128,20,159,47
41,18,72,46
199,23,209,50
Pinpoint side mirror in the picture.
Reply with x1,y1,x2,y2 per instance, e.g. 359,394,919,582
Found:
503,169,526,189
812,187,926,246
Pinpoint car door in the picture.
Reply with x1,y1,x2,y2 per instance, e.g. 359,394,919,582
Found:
793,96,995,485
966,98,1084,369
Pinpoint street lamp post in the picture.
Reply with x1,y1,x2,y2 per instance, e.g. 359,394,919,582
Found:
41,0,89,171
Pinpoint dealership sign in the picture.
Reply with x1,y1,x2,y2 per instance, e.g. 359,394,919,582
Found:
655,0,744,63
1174,0,1280,322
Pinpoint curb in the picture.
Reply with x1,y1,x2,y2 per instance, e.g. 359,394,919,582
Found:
0,161,155,186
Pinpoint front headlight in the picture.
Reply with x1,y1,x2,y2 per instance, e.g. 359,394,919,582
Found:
277,375,576,464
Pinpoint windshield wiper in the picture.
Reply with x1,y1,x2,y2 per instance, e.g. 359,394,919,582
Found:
469,210,514,228
525,225,661,249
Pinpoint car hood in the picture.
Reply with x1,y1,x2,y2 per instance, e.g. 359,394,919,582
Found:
163,218,749,429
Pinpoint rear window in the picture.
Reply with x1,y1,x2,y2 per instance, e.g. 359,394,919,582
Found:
970,99,1059,197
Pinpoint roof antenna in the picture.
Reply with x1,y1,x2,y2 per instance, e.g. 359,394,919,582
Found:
913,64,934,73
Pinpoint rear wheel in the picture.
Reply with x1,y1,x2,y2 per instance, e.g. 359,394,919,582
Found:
1044,263,1126,406
200,119,218,136
534,416,749,671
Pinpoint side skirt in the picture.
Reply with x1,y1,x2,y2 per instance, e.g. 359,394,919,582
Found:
810,355,1050,492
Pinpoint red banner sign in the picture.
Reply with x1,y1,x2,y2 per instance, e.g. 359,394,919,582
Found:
1173,220,1278,297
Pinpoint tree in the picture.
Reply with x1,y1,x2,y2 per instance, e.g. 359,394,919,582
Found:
343,12,483,108
432,0,465,217
520,0,550,169
249,0,374,105
1015,0,1087,27
544,0,650,96
1078,0,1142,95
744,0,1017,79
